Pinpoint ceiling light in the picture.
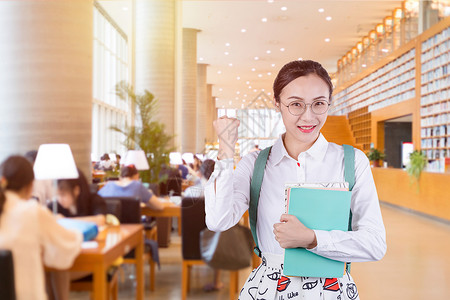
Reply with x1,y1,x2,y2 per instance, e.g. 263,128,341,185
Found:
258,74,263,78
324,38,330,42
237,76,241,80
219,88,223,91
229,63,233,67
362,64,367,67
225,42,230,46
280,48,285,51
244,94,247,97
281,6,287,11
326,16,332,21
246,81,250,84
236,91,240,94
267,0,274,3
267,72,272,75
199,57,204,61
254,89,257,92
254,57,259,60
217,70,222,74
318,8,324,13
248,86,252,89
266,50,271,54
271,63,276,67
262,17,268,22
268,92,272,95
298,57,303,60
381,48,389,53
251,68,256,71
122,6,129,11
224,52,229,55
241,28,247,33
243,99,246,102
262,88,265,91
215,98,219,101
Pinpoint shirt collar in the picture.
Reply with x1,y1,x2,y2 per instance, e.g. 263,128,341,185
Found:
271,133,329,165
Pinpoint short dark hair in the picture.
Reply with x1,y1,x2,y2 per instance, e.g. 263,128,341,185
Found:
200,159,215,180
58,169,91,216
121,165,138,178
273,60,333,103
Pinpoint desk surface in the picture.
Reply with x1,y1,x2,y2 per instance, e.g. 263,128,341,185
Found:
141,201,181,218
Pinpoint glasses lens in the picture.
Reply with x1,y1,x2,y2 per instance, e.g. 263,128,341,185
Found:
288,102,306,115
311,101,329,114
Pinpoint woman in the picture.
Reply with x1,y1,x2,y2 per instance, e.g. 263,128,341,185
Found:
99,164,164,210
0,156,82,300
51,169,106,225
205,60,386,300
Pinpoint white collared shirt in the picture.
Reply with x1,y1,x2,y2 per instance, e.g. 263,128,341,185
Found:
204,133,386,262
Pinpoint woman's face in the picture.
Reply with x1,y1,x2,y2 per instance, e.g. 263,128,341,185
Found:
276,74,330,149
57,186,80,209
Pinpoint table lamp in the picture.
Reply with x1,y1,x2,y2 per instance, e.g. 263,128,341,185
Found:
122,150,149,170
169,152,183,165
181,152,194,164
33,144,79,214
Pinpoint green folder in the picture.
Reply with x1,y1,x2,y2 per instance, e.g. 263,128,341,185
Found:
284,187,351,278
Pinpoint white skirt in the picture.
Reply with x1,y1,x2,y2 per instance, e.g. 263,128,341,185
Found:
238,252,360,300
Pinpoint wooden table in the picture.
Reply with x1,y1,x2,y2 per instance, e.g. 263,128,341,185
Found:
69,224,144,300
142,201,182,235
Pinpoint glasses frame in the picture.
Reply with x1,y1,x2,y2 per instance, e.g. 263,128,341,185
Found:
279,100,331,116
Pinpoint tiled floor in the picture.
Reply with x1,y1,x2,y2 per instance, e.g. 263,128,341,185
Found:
70,203,450,299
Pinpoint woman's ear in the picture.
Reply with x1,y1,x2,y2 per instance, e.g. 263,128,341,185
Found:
274,100,280,112
73,185,81,199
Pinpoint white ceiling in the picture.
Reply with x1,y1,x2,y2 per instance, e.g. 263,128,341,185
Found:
99,0,403,109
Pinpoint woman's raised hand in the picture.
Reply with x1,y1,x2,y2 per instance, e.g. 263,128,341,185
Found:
213,116,240,159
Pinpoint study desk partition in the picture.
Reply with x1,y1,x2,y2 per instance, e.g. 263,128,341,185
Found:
68,224,144,300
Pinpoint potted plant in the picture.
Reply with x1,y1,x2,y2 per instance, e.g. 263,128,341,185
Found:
406,150,427,183
366,148,385,167
111,81,175,184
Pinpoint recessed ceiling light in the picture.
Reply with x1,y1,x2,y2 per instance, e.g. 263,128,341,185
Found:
362,64,367,67
298,57,303,60
241,28,247,33
244,94,247,97
280,48,285,51
324,38,330,42
224,52,229,55
219,88,223,91
254,89,257,92
382,48,389,53
243,99,246,102
266,50,271,54
237,76,241,80
267,92,272,95
262,88,265,91
236,91,240,94
251,68,256,71
326,16,332,21
261,17,268,22
318,8,324,13
228,63,233,67
215,98,219,101
267,72,272,75
267,0,274,3
122,6,129,11
225,42,230,46
217,70,222,74
248,86,252,89
271,63,276,67
199,57,204,61
254,57,259,60
246,81,250,84
258,74,263,77
281,6,287,11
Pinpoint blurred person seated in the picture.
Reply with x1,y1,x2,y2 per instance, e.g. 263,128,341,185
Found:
178,159,189,180
0,156,82,300
183,159,223,291
98,165,164,210
24,150,54,205
96,153,115,171
159,164,183,196
46,169,107,300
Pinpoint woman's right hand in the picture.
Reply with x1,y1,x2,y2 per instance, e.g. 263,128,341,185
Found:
213,116,240,159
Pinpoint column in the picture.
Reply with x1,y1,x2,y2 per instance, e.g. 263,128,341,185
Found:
135,0,178,144
181,28,199,153
196,64,208,153
212,98,219,143
0,0,93,176
205,84,213,143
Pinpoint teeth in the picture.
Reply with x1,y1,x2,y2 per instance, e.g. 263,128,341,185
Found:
299,126,314,129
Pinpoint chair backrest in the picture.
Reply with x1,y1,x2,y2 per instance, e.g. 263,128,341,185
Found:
181,197,206,260
0,249,16,300
102,197,141,224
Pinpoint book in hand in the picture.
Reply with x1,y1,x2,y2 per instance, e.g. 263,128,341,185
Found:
57,218,99,242
283,183,351,278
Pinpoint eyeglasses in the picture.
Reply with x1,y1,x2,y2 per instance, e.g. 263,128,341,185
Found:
280,100,330,115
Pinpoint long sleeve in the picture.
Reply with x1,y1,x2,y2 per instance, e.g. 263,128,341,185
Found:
204,155,256,232
308,150,387,262
38,206,83,269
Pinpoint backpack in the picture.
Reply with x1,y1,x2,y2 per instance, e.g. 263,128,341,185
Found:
249,144,355,272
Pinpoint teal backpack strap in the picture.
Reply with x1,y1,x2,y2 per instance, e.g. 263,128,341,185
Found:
249,146,272,257
343,144,355,273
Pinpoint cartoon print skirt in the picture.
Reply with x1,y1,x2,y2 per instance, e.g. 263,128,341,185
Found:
238,252,360,300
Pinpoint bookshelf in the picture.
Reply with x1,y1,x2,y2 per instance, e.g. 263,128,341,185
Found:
420,27,450,171
348,107,371,151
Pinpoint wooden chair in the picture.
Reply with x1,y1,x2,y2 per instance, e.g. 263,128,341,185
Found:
0,249,16,300
181,197,239,300
103,197,158,291
70,268,119,300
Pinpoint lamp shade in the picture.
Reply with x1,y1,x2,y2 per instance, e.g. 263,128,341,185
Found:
34,144,79,180
123,150,149,170
182,153,194,164
169,152,183,165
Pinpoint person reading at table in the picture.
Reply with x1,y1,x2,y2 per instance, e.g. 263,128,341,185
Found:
98,164,164,210
0,156,82,300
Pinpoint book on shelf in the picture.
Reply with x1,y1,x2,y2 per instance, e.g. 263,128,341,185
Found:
283,182,351,278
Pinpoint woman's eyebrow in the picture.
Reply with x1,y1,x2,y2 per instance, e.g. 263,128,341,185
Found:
287,96,304,101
